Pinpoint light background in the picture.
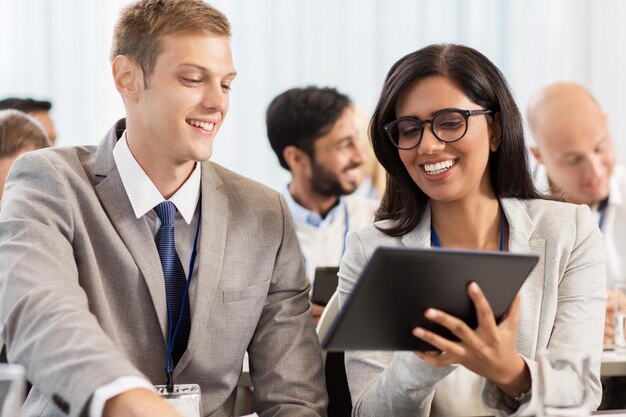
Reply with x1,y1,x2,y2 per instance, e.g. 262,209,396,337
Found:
1,0,625,190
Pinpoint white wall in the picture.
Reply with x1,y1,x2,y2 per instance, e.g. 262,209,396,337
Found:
2,0,626,190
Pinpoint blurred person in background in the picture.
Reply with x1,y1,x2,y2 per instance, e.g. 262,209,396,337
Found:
267,86,378,417
266,86,378,323
352,107,386,200
527,82,624,344
0,109,50,201
527,82,626,409
0,97,57,145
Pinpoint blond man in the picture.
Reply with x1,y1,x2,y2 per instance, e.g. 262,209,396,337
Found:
0,1,327,417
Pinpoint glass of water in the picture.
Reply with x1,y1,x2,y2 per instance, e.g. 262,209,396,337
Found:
614,283,626,355
537,350,590,417
0,364,25,417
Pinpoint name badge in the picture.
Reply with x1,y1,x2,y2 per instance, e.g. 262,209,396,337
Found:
155,383,202,417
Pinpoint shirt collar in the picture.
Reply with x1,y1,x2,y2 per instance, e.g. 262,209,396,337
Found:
282,184,345,228
112,131,200,224
609,165,624,206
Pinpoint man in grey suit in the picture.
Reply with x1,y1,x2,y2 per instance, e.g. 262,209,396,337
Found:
0,1,327,417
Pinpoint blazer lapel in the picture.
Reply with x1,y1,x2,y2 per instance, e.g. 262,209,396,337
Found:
175,162,228,373
502,198,546,360
400,203,432,249
93,120,168,340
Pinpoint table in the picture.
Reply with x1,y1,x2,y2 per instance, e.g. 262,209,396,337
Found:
238,350,626,387
601,350,626,377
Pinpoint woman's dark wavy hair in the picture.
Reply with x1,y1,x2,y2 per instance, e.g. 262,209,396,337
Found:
371,44,540,236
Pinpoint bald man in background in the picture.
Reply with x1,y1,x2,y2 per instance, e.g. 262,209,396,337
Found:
527,83,626,408
527,82,624,340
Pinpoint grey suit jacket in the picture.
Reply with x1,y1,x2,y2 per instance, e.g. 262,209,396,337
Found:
338,198,606,417
0,119,327,417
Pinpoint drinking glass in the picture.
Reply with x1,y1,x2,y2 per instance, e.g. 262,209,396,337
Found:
537,350,590,417
0,364,26,417
614,283,626,355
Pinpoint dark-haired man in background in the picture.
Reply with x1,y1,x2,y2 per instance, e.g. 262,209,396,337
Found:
267,86,377,417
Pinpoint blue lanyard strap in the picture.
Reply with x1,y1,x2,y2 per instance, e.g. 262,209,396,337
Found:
431,208,506,252
598,197,609,230
165,202,201,391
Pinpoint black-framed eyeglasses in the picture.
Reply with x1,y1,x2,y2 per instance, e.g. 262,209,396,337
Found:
383,108,492,150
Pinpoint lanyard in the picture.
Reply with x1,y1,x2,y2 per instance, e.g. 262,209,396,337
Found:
302,203,350,268
165,205,201,392
431,209,506,252
598,197,609,231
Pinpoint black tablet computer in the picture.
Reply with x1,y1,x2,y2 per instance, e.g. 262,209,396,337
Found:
311,266,340,306
321,247,539,352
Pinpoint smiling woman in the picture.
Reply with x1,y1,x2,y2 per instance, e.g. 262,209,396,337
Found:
337,43,607,417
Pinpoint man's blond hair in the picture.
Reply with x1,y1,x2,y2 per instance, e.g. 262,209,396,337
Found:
110,0,231,87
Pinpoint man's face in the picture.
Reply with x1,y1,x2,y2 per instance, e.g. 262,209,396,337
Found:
308,108,366,197
29,110,57,145
534,109,615,206
130,33,236,166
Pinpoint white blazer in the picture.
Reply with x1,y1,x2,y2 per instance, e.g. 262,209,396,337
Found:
338,197,606,417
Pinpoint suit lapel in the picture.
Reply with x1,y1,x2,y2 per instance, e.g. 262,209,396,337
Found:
502,198,546,360
175,162,228,373
93,120,168,340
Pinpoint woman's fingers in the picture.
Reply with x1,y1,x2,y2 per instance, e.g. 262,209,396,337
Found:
413,326,466,357
420,308,484,349
468,282,497,330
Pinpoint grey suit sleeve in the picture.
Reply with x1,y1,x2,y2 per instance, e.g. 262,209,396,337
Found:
246,194,327,417
0,153,146,417
483,204,607,417
338,231,455,417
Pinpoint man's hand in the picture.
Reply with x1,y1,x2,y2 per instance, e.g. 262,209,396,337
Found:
103,389,183,417
311,302,325,326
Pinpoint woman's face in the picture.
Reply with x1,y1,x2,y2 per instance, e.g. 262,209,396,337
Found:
394,76,499,204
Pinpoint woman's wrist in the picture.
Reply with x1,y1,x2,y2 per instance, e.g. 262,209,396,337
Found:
495,355,532,399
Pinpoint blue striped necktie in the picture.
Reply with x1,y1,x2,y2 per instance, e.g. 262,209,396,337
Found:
154,201,190,367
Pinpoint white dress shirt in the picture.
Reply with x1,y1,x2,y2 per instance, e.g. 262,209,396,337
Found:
282,187,378,282
597,165,626,289
90,132,201,417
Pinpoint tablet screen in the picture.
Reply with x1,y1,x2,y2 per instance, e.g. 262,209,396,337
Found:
322,247,539,351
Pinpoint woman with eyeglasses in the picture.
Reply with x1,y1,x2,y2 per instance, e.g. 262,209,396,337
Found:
337,44,605,416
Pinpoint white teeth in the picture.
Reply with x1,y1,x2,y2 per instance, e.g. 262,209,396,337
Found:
187,119,215,132
424,160,455,174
